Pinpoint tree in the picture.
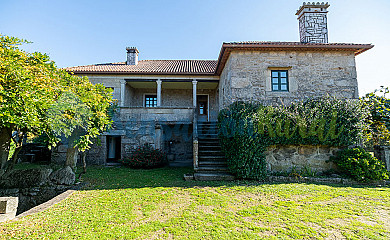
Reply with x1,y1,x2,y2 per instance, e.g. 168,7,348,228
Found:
0,35,114,171
361,86,390,146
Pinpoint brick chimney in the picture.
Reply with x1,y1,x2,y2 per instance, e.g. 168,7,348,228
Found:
126,47,139,65
296,2,330,43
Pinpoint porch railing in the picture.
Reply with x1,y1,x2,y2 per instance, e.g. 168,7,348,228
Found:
118,107,193,123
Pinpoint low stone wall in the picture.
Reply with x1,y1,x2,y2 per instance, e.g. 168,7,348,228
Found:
0,167,75,214
0,197,18,223
266,145,340,173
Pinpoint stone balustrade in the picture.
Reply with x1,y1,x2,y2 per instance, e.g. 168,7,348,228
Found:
118,107,194,123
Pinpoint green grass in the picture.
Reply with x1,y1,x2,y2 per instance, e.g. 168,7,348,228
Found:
1,166,390,239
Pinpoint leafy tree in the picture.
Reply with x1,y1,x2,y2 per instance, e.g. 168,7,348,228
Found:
361,86,390,146
0,35,114,171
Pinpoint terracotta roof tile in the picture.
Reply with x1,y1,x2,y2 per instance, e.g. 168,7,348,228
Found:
66,42,373,76
66,60,217,75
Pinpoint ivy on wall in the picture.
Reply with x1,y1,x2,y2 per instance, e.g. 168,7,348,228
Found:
218,97,370,180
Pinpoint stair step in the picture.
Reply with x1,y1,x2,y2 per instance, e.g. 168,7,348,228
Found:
198,161,227,166
198,137,219,141
199,150,224,156
199,145,222,149
196,166,229,172
199,155,225,159
194,172,235,181
199,133,218,137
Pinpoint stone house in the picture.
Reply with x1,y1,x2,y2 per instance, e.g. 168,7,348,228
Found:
61,3,373,176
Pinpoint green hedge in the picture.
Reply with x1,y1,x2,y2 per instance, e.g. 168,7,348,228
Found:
218,97,370,180
330,147,389,182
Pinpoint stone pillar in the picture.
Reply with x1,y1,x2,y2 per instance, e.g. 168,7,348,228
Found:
155,124,162,149
192,80,197,108
0,197,18,223
120,80,126,107
156,79,162,107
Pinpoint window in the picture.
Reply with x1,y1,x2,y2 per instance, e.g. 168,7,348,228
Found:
271,70,289,91
145,95,157,107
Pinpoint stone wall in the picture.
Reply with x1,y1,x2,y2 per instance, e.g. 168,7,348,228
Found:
266,145,340,173
0,197,18,222
162,124,193,167
0,167,75,214
219,50,358,110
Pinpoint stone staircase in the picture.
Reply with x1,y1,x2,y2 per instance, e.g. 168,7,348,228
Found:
194,121,235,181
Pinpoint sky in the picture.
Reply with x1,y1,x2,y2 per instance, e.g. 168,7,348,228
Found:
1,0,389,96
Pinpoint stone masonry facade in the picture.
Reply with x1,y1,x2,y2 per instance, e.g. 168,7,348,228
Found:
298,12,328,43
218,50,358,110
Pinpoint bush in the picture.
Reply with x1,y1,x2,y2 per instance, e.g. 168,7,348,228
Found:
120,144,167,169
330,147,389,182
218,97,370,180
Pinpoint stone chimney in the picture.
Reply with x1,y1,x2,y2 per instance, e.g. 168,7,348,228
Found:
296,2,330,43
126,47,139,65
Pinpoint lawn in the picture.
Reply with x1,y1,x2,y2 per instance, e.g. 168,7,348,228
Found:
0,166,389,239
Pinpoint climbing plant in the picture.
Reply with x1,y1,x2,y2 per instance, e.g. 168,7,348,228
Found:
218,97,370,180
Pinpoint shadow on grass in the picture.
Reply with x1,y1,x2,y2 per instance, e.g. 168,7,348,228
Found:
78,165,389,191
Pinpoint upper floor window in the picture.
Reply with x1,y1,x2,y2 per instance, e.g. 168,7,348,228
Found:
271,70,289,91
145,95,157,107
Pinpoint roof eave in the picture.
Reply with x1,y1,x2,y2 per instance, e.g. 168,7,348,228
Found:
215,43,374,75
67,70,217,76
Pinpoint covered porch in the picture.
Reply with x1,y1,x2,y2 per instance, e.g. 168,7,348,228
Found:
119,77,219,122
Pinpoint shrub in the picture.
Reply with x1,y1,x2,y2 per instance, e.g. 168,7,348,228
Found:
218,97,370,180
120,144,167,169
330,147,389,182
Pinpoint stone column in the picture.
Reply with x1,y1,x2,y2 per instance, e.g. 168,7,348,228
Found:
192,80,197,108
155,124,162,149
156,79,162,107
120,80,126,107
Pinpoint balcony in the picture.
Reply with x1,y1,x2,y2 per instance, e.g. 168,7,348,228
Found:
117,106,194,123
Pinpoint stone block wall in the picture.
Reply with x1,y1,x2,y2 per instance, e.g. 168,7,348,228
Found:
162,124,193,167
219,50,358,110
266,145,340,173
0,197,18,223
0,167,75,214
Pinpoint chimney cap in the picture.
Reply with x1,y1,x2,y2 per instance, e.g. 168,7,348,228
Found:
126,47,139,53
296,2,330,16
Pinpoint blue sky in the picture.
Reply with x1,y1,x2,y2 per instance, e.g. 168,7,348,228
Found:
1,0,389,95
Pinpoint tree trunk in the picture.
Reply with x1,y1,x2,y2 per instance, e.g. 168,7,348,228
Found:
65,147,79,172
0,127,12,170
78,151,87,181
6,145,22,171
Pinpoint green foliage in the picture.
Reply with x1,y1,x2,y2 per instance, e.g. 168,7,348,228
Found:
0,34,115,169
218,97,369,180
120,144,168,169
330,147,389,182
360,86,390,146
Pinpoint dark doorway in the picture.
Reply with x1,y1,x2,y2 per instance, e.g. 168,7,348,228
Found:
197,95,208,122
106,136,121,163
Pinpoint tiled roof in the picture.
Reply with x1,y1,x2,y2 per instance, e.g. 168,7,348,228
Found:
66,60,217,75
215,41,374,74
66,42,373,76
